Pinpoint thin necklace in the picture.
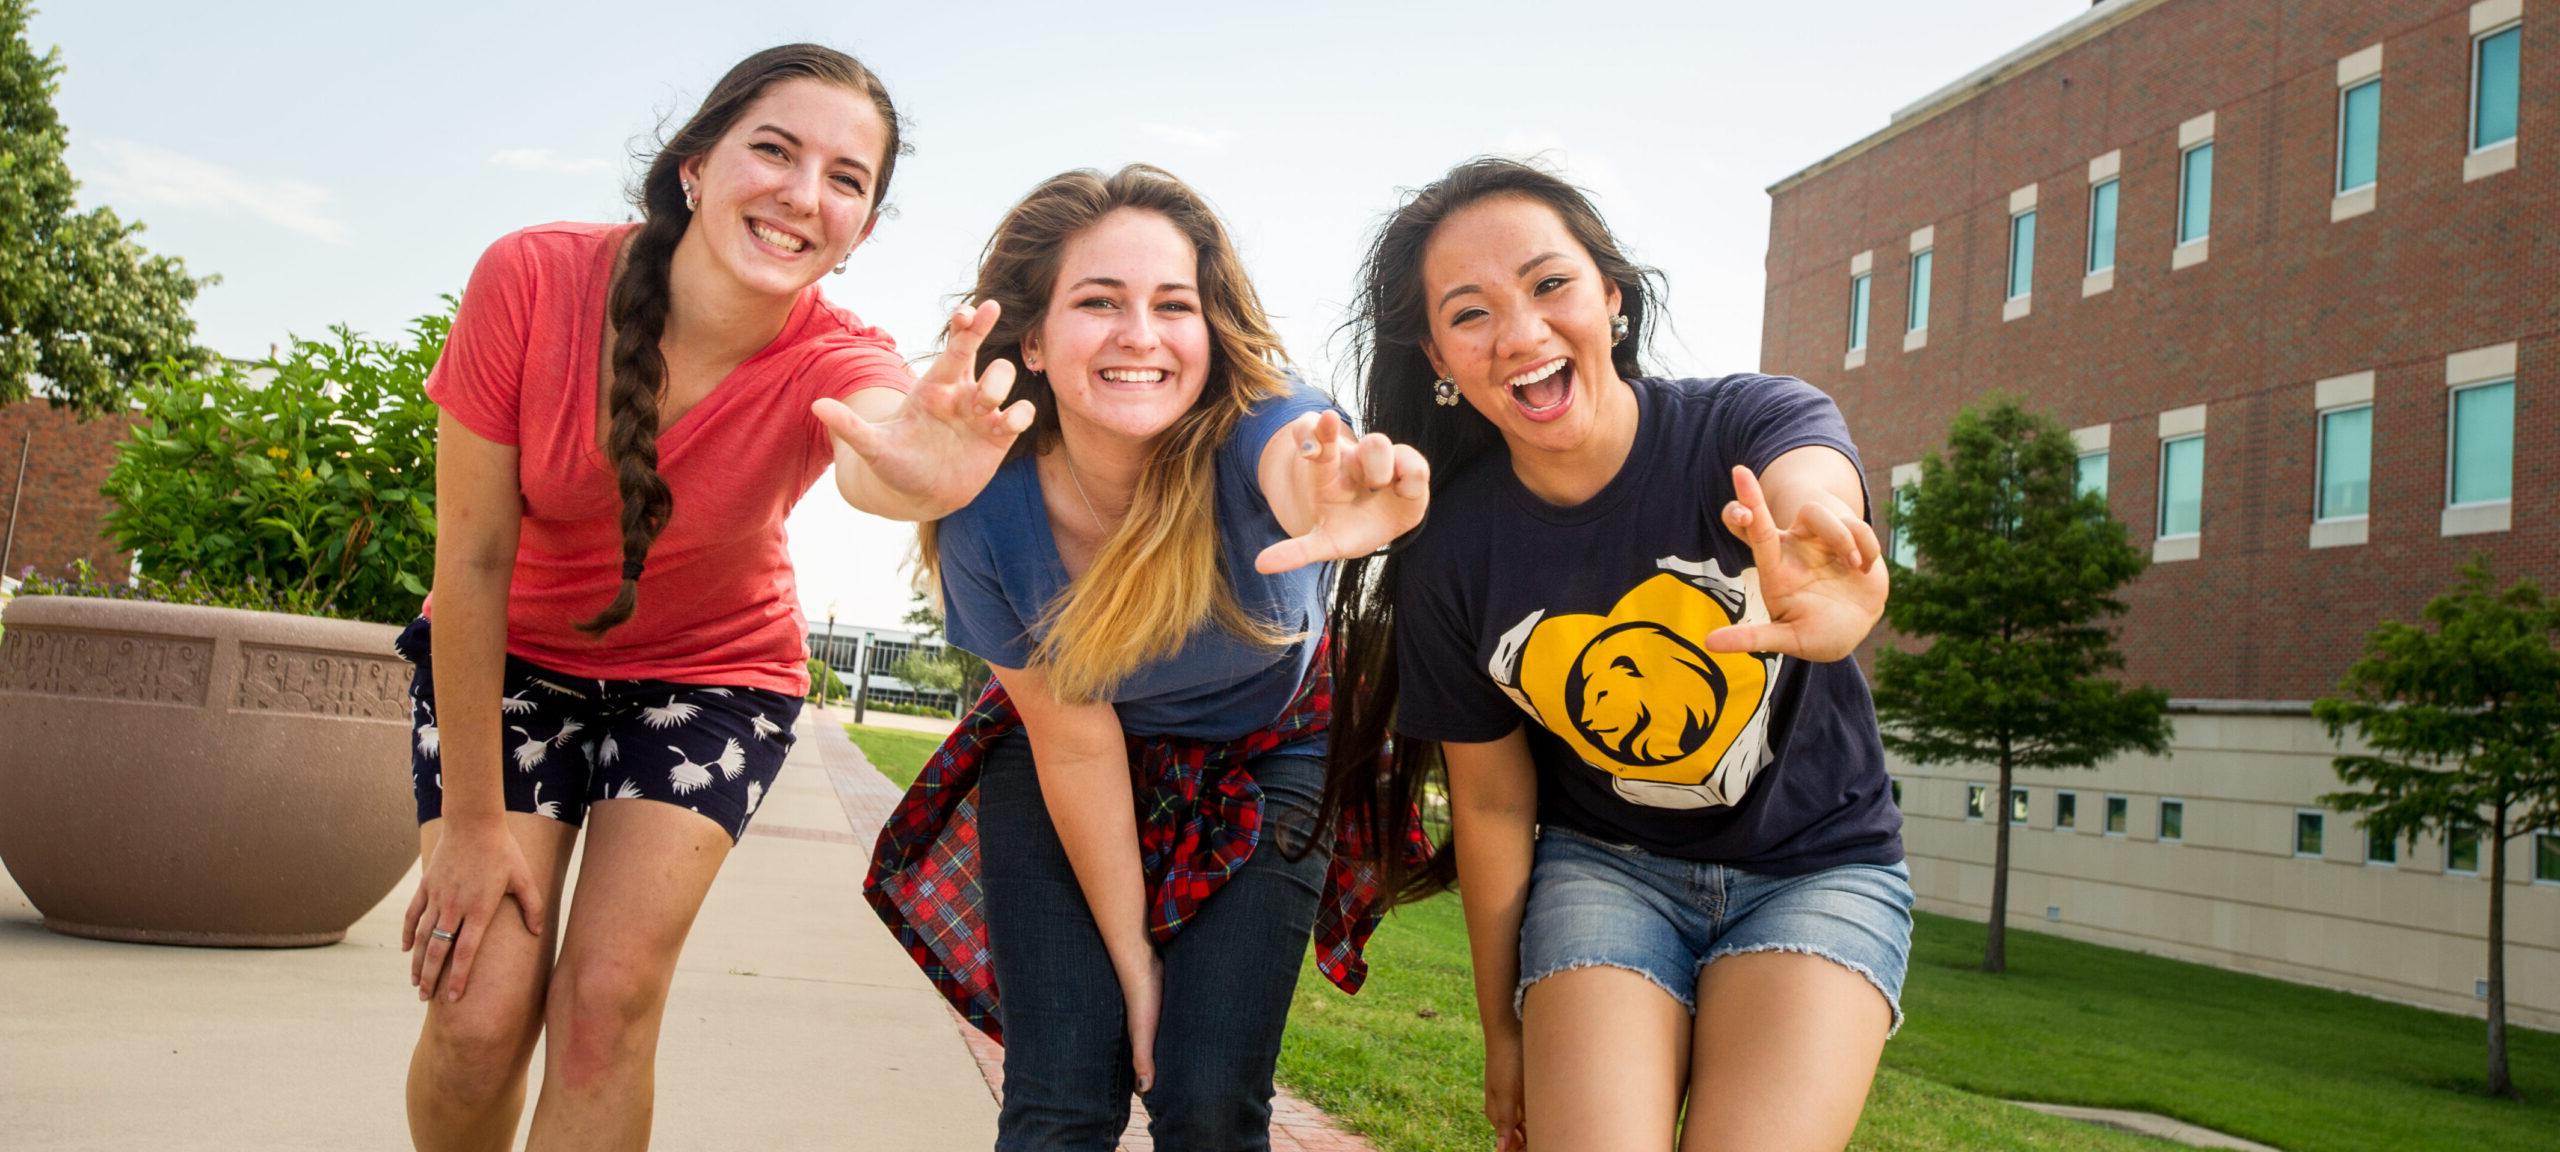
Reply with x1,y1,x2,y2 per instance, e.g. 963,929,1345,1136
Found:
1060,447,1109,535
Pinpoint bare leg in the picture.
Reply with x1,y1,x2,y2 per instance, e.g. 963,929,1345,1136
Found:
406,813,579,1152
1521,966,1690,1151
1677,952,1891,1152
523,799,732,1152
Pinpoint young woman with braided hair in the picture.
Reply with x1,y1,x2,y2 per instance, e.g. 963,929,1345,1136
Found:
393,45,1027,1149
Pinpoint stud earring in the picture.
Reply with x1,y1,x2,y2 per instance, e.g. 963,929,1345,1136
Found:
681,180,699,212
1432,376,1461,407
1610,313,1630,346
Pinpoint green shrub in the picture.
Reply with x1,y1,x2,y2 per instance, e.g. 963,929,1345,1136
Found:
17,558,349,618
101,310,447,624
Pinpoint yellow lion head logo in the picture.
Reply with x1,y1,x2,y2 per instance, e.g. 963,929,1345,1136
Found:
1567,623,1727,768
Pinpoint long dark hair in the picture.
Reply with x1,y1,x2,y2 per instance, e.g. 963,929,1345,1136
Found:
914,165,1296,701
1323,157,1667,905
579,44,906,634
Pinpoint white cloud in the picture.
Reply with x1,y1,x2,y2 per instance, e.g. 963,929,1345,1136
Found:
83,138,351,245
1136,122,1239,154
488,147,614,177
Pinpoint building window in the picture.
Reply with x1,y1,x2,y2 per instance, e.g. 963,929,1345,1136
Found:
2011,788,2031,826
2056,791,2078,830
2296,811,2326,857
2087,179,2119,273
2448,824,2481,874
2160,799,2185,843
1847,273,1871,353
2105,796,2129,836
2317,404,2373,520
2449,381,2514,507
1907,250,1932,333
2159,435,2204,538
2538,832,2560,883
2076,451,2110,500
2178,142,2214,246
2007,210,2037,300
1891,484,1919,568
1967,783,1988,821
2336,80,2382,195
2473,22,2521,152
2366,823,2399,865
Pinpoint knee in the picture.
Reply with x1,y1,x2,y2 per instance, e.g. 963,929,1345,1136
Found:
418,996,543,1103
544,957,667,1090
1145,1067,1273,1148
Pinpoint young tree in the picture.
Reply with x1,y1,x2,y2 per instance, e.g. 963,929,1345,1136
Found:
901,590,990,709
1872,397,2170,974
2314,559,2560,1100
1,0,208,414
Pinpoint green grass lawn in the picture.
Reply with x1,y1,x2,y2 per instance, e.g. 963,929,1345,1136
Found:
842,723,946,790
836,723,2553,1150
1276,895,2175,1152
1890,910,2559,1152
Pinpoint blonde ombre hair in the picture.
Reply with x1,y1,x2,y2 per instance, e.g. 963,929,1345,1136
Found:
919,165,1297,702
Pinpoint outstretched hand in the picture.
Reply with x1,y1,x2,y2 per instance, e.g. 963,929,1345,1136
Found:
812,300,1034,518
1703,464,1887,662
1253,410,1431,574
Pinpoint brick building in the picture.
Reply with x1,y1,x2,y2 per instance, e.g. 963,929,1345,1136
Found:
0,401,135,586
1763,0,2556,1026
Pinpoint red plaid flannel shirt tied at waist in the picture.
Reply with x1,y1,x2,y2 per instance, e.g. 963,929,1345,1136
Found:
862,638,1428,1042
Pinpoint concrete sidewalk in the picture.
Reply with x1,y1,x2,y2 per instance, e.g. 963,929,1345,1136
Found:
0,709,997,1150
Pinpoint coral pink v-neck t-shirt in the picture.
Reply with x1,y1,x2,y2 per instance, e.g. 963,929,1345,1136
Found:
423,222,912,695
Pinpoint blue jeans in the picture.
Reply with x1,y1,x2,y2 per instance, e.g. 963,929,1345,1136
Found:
977,732,1330,1151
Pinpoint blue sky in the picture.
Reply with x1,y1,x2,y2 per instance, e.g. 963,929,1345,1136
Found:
35,0,2089,628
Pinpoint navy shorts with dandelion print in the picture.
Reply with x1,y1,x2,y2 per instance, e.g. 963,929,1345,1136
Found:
393,617,800,843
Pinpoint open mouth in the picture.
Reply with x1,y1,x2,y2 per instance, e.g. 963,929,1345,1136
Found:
746,218,810,256
1506,357,1575,420
1096,367,1169,386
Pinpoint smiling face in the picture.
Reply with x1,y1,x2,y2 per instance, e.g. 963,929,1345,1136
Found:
1021,208,1212,451
678,76,890,299
1419,194,1626,456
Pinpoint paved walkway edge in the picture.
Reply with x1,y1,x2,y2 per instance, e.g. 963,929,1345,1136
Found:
2012,1101,2284,1151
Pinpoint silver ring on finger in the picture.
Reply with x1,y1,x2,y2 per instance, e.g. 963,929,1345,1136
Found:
430,927,458,942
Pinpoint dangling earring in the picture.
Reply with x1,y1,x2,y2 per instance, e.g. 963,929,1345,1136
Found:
681,180,699,212
1432,376,1461,407
833,254,850,275
1610,313,1630,346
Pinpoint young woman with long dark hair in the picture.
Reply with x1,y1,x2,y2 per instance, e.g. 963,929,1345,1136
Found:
1326,158,1909,1152
396,45,1028,1150
866,163,1430,1150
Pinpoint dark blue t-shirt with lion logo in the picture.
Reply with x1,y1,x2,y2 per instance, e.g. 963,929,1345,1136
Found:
1394,374,1902,875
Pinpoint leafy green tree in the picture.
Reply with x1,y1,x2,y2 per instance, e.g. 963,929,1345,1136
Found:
806,657,847,706
2315,560,2560,1100
1,0,208,414
902,590,990,708
101,311,446,624
1872,396,2170,974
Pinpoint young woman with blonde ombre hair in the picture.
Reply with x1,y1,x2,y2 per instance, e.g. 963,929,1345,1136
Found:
866,163,1431,1150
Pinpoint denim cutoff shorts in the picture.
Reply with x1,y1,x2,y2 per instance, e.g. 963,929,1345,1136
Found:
1516,825,1915,1035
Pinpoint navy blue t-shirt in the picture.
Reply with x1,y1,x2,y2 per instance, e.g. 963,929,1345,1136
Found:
1394,374,1902,874
938,378,1338,745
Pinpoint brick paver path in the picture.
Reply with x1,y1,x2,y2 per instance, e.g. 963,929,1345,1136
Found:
819,724,1378,1152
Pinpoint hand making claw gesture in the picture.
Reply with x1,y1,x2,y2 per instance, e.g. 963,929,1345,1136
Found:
1254,409,1432,575
812,300,1036,521
1704,462,1889,663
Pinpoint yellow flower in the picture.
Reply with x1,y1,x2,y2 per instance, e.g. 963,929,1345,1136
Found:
300,468,315,481
265,447,290,459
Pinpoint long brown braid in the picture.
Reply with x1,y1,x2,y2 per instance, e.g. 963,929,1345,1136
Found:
577,44,905,634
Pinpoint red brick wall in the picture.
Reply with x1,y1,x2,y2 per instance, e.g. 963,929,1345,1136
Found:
1763,0,2556,701
0,402,138,583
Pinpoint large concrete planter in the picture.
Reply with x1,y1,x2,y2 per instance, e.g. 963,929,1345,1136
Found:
0,596,417,946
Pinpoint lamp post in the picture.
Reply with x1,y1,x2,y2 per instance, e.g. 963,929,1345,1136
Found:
824,602,839,710
854,630,873,724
